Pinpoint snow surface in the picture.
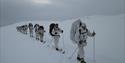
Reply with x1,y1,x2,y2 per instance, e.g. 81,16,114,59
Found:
0,14,125,63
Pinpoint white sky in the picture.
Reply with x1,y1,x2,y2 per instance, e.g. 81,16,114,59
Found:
0,0,125,26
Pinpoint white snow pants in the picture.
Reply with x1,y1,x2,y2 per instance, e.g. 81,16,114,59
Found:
29,30,33,37
36,32,39,40
40,34,44,41
23,30,27,34
77,42,87,58
53,35,60,49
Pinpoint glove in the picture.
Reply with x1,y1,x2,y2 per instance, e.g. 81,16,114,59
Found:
79,40,83,44
55,32,57,35
92,31,96,36
61,30,63,33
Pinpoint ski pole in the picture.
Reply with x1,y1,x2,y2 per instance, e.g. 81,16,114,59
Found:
62,34,65,53
69,47,78,59
93,36,96,63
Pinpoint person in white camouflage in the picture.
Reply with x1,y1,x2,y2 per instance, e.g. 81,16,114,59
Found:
28,23,34,37
70,19,96,63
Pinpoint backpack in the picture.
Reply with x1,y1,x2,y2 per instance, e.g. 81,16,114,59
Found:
34,24,39,32
70,19,82,44
49,23,56,36
29,23,33,27
38,26,44,30
29,23,33,30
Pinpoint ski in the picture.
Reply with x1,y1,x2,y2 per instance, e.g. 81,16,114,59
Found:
77,58,86,63
80,60,86,63
47,45,65,54
40,41,46,44
80,61,85,63
56,48,65,54
77,60,86,63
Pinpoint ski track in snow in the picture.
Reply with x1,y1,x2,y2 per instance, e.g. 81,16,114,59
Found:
0,14,125,63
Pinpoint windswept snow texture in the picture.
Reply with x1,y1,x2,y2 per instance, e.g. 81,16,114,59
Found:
0,15,125,63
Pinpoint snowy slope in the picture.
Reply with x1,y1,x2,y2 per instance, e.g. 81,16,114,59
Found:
0,14,125,63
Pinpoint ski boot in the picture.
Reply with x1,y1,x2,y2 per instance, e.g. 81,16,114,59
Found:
77,57,86,63
80,58,86,63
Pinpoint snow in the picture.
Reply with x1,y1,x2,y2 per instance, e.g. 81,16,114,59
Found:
0,14,125,63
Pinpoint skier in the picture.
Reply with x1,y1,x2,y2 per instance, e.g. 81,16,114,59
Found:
34,24,40,40
28,23,34,37
49,23,63,51
23,25,28,35
37,26,46,42
70,19,96,63
16,24,28,34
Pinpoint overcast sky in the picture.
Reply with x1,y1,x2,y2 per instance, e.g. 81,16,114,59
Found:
0,0,125,26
